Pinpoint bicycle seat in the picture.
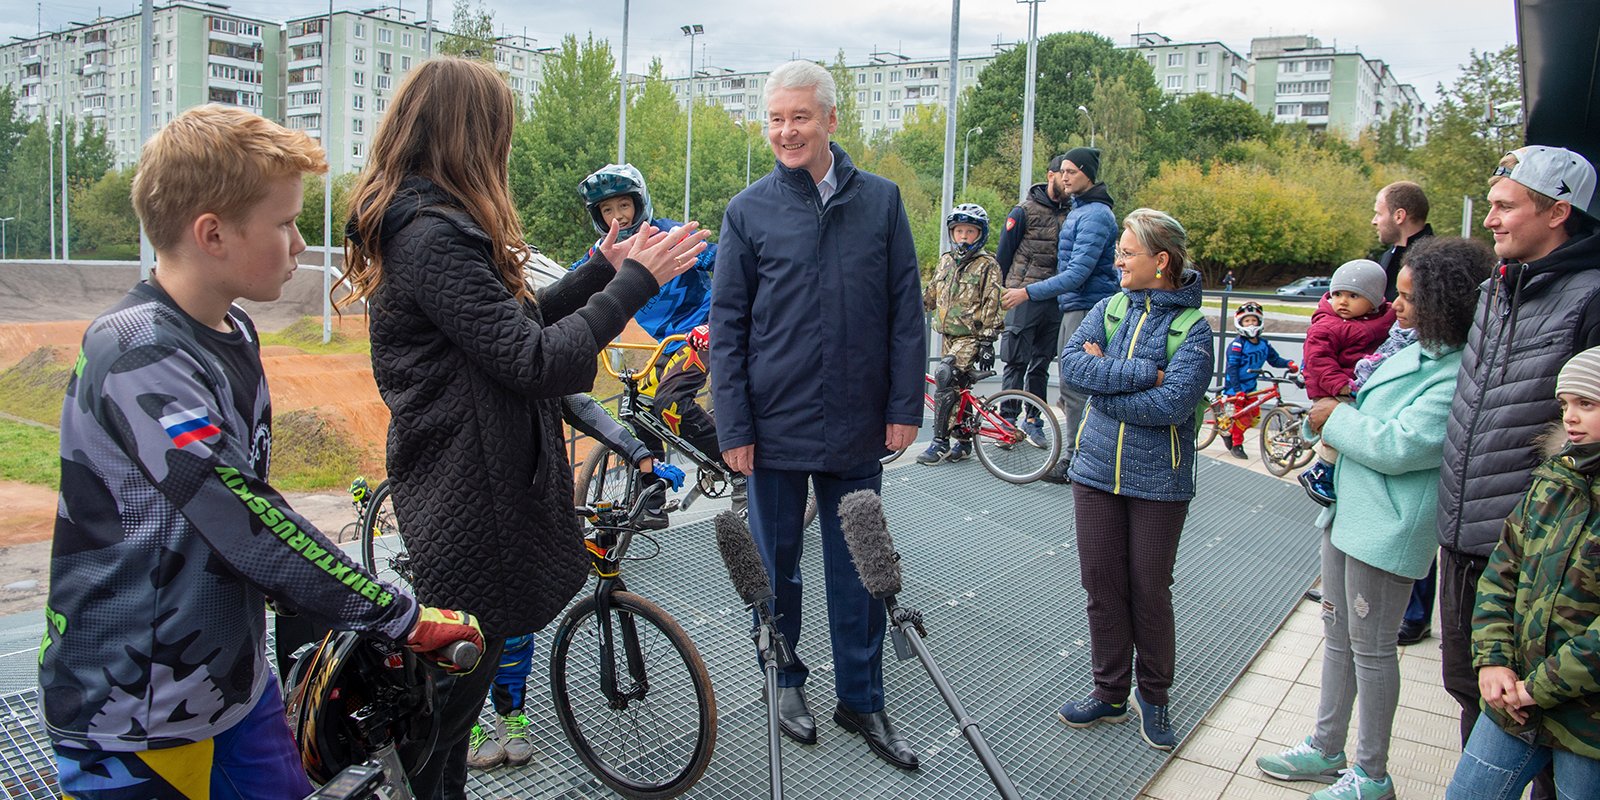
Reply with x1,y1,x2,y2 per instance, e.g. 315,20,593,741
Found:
967,368,996,383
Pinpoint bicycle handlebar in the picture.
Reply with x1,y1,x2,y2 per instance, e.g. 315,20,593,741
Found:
572,482,667,531
597,334,689,381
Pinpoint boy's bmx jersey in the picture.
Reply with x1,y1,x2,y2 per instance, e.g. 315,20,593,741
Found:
40,282,414,751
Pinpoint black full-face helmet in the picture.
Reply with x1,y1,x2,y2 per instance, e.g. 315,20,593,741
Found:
284,631,438,785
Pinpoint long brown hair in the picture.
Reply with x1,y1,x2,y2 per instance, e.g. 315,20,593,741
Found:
340,57,529,308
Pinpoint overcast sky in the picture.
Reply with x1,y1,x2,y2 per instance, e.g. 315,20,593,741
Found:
7,0,1516,105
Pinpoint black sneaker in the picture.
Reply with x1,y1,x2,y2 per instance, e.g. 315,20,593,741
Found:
915,441,949,465
1397,620,1431,646
1039,457,1071,484
638,507,670,530
1229,444,1248,460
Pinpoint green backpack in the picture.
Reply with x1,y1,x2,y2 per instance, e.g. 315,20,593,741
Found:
1101,293,1209,437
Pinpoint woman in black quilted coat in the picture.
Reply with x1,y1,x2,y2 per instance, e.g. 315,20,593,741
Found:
341,58,707,799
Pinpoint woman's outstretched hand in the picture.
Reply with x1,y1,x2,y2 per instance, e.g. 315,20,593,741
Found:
595,219,629,267
627,221,710,286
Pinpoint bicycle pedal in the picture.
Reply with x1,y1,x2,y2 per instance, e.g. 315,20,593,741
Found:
661,500,682,513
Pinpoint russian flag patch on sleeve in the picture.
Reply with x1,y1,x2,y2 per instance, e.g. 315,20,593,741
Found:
160,407,222,448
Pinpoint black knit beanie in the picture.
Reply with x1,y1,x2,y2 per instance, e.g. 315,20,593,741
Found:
1061,147,1101,182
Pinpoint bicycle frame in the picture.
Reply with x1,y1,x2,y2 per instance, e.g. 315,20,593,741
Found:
576,486,664,709
597,336,733,505
920,373,1027,447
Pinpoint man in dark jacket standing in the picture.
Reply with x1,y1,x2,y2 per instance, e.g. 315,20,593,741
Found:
1437,146,1600,800
1011,147,1119,482
710,60,925,772
1373,181,1434,301
994,154,1072,449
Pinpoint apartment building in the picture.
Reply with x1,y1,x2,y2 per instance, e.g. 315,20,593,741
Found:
1121,32,1250,102
283,7,544,175
0,2,281,167
1249,35,1425,142
670,51,996,136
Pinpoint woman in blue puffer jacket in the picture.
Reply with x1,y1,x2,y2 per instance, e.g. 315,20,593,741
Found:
1051,208,1214,751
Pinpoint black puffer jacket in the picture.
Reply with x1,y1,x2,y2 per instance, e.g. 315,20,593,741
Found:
359,177,658,636
1438,230,1600,557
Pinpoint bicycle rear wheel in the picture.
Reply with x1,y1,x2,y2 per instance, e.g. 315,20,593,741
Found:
574,441,638,509
550,590,716,799
359,479,414,593
973,389,1062,484
1259,407,1315,476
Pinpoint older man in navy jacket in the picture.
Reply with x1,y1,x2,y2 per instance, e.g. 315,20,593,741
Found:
710,59,925,771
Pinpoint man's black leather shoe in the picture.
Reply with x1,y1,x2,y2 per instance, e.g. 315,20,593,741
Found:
774,686,816,744
1397,620,1432,646
833,704,920,770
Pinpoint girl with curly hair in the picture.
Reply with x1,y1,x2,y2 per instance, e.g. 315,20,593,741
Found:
1255,236,1494,800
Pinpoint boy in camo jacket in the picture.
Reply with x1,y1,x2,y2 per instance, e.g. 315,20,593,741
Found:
918,203,1004,465
1449,345,1600,797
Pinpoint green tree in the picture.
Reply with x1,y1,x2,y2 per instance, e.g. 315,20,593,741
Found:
516,34,619,261
1080,73,1149,209
1147,92,1274,169
887,104,947,186
436,0,496,63
297,172,357,248
70,167,137,255
0,86,30,192
829,51,866,158
6,121,55,257
1413,46,1522,243
961,32,1160,166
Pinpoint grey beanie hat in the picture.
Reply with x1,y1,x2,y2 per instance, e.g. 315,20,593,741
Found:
1329,259,1386,309
1557,345,1600,401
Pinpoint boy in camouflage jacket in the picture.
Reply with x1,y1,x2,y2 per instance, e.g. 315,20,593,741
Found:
919,204,1005,464
1451,345,1600,796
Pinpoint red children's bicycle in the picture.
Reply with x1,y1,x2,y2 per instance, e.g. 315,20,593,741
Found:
884,369,1062,484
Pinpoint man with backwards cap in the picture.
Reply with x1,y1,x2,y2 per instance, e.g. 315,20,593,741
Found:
1436,145,1600,800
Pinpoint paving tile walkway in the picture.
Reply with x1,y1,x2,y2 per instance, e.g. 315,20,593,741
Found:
1138,440,1462,800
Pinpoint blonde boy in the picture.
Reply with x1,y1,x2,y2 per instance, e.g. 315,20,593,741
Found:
40,106,480,799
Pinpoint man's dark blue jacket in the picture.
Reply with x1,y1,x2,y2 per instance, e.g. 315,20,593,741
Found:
710,143,925,471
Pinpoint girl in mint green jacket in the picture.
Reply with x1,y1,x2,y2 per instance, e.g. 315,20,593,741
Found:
1256,238,1493,800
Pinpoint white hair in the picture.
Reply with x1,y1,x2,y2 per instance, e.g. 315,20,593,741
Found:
763,60,836,114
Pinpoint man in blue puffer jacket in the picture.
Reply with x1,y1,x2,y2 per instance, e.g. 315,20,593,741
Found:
1010,147,1120,482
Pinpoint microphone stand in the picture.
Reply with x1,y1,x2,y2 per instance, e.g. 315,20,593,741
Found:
884,595,1021,800
751,600,792,800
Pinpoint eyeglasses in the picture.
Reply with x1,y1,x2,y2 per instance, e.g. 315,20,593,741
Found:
1114,248,1149,261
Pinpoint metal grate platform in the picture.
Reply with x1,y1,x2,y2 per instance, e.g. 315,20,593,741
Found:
0,457,1321,799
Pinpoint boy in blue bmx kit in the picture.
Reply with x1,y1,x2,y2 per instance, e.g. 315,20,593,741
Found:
1223,302,1298,459
39,106,483,799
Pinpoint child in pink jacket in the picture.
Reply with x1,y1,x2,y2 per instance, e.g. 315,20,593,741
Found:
1298,259,1396,505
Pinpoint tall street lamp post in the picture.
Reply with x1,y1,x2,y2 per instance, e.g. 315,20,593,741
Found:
0,217,13,260
1076,104,1095,148
680,24,703,221
1016,0,1043,202
618,0,629,162
962,125,983,196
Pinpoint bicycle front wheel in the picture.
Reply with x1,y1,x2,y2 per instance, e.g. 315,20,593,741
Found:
574,441,637,508
359,479,415,592
550,590,716,799
1259,407,1314,476
973,389,1062,484
1197,397,1225,450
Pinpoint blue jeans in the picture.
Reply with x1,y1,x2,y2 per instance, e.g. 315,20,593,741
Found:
1447,715,1600,800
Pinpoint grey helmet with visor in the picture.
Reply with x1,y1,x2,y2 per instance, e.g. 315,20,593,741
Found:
579,163,654,241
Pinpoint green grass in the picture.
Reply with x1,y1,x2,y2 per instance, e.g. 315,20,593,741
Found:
0,347,73,425
271,409,363,491
0,419,59,488
259,316,371,355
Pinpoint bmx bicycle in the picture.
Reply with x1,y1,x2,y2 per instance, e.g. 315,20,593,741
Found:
1196,369,1316,476
574,334,816,528
883,368,1063,483
351,477,715,798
